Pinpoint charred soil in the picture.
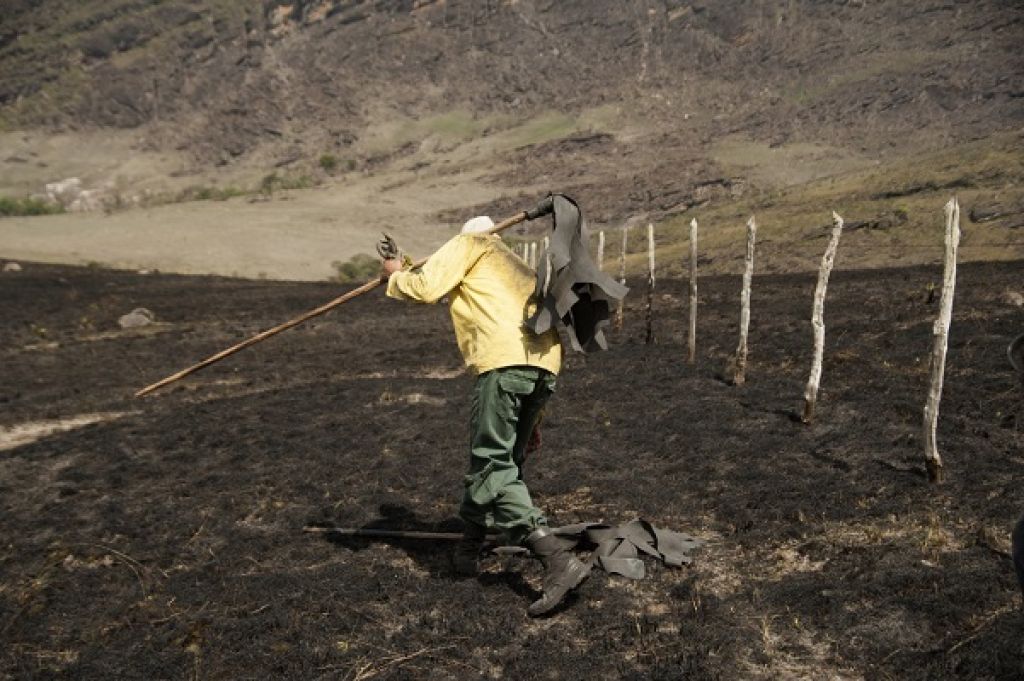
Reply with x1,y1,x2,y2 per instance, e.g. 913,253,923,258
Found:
1,260,1022,679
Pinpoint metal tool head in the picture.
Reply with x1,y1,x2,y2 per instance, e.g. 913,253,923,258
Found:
376,232,402,261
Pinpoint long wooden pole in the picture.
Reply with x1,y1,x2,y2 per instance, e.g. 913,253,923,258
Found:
135,211,529,397
922,198,960,483
801,211,844,423
136,278,382,398
303,526,499,542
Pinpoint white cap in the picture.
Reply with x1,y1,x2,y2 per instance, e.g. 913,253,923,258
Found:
460,215,495,235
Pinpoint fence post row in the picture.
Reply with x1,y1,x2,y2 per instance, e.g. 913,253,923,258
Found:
922,198,961,484
802,211,845,423
595,203,962,482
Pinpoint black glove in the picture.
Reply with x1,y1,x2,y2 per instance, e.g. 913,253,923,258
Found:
526,195,555,221
376,232,402,261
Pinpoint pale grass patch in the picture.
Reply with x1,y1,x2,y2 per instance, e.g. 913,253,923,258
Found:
832,348,860,363
823,513,967,556
769,546,827,577
736,608,866,681
237,498,274,530
694,534,745,599
0,411,135,452
21,341,60,352
345,366,465,380
546,486,594,515
62,553,115,571
399,393,447,406
77,322,175,342
376,390,447,407
384,552,430,578
15,646,80,668
169,366,461,403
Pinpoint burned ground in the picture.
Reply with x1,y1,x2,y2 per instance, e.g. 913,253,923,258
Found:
1,260,1022,679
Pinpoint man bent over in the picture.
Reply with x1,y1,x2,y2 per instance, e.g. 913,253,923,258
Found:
379,214,589,616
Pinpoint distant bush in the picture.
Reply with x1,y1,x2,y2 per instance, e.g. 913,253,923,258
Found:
319,154,339,173
0,196,64,217
78,32,116,59
259,172,317,196
331,253,380,283
78,19,153,59
177,185,246,202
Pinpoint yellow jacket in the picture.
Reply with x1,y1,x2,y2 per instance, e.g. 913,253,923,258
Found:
386,234,562,376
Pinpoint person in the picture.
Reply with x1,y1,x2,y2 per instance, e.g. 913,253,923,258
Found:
378,215,589,616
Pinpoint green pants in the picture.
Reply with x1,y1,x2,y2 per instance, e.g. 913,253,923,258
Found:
460,366,556,545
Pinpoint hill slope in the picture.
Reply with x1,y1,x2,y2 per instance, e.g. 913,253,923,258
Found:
0,0,1022,276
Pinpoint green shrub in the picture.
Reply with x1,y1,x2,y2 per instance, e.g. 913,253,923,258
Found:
330,253,380,283
177,185,246,203
259,172,317,195
277,174,316,191
0,196,64,217
213,186,245,200
259,173,279,196
319,154,339,173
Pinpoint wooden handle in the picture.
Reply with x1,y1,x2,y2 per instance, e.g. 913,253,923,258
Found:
134,277,382,397
134,211,531,398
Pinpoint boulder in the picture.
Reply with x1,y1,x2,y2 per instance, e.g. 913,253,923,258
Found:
45,177,83,207
118,307,156,329
1001,290,1024,308
68,189,103,212
3,262,23,272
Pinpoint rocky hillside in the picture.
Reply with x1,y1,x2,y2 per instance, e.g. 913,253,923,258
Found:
1,1,1022,275
3,1,1021,163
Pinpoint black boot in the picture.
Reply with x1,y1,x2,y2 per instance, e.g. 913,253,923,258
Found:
453,522,487,577
525,528,591,616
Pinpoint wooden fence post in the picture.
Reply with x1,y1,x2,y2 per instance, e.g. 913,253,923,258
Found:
645,223,655,345
529,241,537,270
614,226,628,331
923,198,961,483
732,216,757,385
687,218,698,365
801,211,845,423
542,236,551,289
597,230,605,271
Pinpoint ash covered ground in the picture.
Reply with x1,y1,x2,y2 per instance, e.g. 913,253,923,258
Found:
1,260,1022,679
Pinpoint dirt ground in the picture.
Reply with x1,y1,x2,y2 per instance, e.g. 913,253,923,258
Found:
1,259,1022,679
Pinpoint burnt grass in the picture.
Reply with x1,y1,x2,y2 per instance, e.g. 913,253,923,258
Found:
1,260,1022,680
